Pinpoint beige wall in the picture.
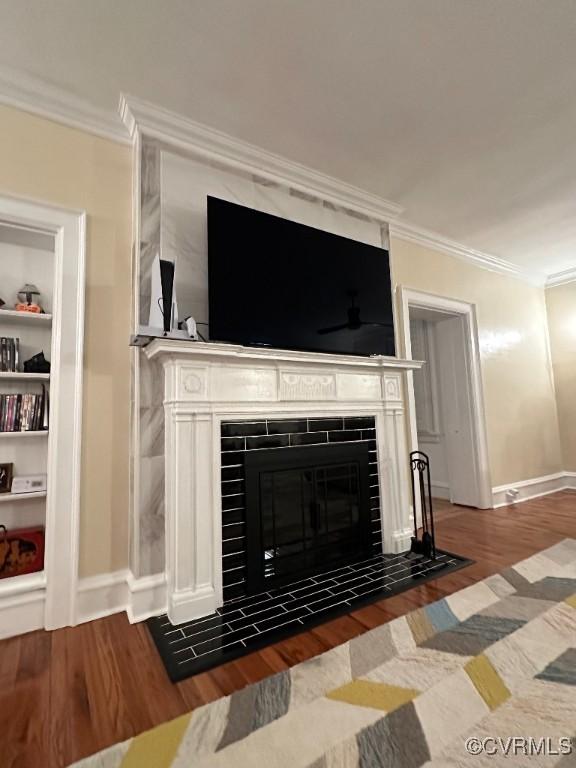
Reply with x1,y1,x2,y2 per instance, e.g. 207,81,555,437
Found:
391,237,563,488
0,104,131,577
0,101,567,581
546,282,576,472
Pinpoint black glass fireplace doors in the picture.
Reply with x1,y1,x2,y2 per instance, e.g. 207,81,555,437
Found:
245,443,372,593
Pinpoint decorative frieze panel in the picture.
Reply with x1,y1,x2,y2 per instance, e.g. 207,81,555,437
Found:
279,371,336,401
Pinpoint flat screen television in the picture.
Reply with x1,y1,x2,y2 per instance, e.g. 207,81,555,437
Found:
207,196,395,357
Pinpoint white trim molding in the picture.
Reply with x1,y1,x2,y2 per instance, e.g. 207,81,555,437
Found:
545,267,576,288
76,570,167,625
492,472,576,508
0,66,129,144
0,70,566,287
397,287,493,511
0,573,46,640
390,220,542,286
120,93,404,223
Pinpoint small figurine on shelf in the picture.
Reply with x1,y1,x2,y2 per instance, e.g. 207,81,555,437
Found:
15,284,43,314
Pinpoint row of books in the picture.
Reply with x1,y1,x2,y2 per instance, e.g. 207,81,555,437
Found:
0,389,48,432
0,337,20,373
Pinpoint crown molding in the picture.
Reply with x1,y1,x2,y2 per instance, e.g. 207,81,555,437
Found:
545,266,576,288
0,70,554,287
389,220,543,286
0,66,129,145
119,93,404,222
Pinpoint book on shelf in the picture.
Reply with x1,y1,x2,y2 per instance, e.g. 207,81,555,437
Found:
0,385,48,432
0,337,20,372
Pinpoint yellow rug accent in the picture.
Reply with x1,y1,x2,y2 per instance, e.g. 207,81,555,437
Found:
406,609,436,645
120,713,192,768
564,594,576,609
465,654,511,711
326,679,420,712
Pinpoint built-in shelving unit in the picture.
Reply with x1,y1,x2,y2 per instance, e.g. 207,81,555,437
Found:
0,224,53,589
0,197,84,639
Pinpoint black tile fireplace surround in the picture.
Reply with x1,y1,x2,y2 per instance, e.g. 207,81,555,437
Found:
220,416,383,602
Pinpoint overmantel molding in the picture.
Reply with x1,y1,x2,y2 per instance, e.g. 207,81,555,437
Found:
120,93,404,223
120,93,551,287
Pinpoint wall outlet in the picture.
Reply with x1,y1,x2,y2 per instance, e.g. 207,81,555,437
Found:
506,488,520,501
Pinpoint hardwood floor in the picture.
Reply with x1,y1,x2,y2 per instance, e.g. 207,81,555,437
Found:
2,491,575,767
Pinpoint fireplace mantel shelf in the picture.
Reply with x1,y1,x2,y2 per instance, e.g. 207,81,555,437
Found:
144,337,424,371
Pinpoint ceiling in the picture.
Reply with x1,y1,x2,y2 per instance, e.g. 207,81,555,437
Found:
1,0,575,280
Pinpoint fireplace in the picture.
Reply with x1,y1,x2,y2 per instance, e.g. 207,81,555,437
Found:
245,441,372,593
143,338,422,625
220,416,383,602
142,341,473,680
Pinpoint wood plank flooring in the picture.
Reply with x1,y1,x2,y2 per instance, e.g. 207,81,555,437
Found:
1,491,575,767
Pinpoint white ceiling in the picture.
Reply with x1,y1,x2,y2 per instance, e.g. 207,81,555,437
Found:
1,0,575,279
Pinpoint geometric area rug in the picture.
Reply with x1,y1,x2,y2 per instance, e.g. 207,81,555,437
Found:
71,540,576,767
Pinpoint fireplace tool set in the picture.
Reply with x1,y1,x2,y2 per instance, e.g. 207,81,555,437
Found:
409,450,437,561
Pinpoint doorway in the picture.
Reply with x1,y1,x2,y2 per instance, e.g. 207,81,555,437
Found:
399,288,492,510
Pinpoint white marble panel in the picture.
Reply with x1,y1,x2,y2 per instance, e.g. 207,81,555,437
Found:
320,202,382,247
161,152,256,324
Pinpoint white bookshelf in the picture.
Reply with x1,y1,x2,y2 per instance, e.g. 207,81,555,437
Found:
0,226,52,588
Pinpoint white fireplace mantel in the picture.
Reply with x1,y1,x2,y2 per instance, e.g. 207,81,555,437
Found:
144,338,423,625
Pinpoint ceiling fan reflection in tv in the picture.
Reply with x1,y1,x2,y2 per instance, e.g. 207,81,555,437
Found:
317,291,390,336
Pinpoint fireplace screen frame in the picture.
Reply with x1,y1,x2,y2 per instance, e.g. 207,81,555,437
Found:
244,442,372,593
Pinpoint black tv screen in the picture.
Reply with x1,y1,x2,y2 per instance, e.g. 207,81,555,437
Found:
207,197,395,357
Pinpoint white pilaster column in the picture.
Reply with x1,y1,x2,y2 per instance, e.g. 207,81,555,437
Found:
379,374,413,553
164,403,221,624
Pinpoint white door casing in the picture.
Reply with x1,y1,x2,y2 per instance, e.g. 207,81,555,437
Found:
398,286,492,510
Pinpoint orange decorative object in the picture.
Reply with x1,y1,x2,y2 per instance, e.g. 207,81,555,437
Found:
0,525,45,578
15,303,42,314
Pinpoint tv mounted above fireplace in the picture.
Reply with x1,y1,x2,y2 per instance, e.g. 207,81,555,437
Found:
207,197,396,357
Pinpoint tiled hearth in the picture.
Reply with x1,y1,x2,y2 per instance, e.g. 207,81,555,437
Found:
148,549,471,681
220,415,382,602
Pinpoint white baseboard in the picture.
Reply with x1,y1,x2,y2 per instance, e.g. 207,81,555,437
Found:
492,471,575,508
76,570,129,624
76,569,166,625
126,571,167,622
0,587,46,639
431,482,451,500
